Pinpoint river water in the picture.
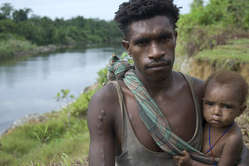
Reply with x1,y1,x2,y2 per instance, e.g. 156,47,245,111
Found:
0,47,123,133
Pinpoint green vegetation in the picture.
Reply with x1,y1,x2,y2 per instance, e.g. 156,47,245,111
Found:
195,38,249,62
193,38,249,70
0,71,105,165
0,35,37,59
0,95,91,165
0,3,122,59
176,0,249,57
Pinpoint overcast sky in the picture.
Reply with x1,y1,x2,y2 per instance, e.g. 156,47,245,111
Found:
0,0,207,20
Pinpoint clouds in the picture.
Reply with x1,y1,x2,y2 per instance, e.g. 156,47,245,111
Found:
0,0,196,20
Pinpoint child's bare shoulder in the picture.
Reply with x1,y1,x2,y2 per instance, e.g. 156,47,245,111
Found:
218,123,243,165
224,123,243,149
228,123,242,138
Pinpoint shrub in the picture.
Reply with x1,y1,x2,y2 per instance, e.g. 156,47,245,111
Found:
69,89,97,117
176,0,249,57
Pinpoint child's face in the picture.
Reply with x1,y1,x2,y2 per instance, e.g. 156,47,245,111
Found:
203,83,243,128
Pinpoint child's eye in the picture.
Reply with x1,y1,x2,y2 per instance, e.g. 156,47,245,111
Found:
204,100,214,106
221,104,233,109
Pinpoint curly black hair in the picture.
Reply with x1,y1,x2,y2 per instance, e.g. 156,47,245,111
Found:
114,0,180,38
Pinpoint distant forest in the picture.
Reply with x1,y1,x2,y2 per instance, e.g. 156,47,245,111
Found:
0,3,122,46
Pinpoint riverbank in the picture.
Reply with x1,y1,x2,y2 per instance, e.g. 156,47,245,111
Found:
0,37,120,61
0,38,77,60
0,84,97,165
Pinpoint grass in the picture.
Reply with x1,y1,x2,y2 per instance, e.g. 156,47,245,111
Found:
195,38,249,63
0,114,89,166
0,38,37,59
0,62,102,165
0,88,94,166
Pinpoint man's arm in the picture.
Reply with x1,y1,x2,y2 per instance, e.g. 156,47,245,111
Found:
87,84,118,166
238,145,249,166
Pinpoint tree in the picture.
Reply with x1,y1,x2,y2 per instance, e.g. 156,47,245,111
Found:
12,8,32,22
0,3,13,19
190,0,204,11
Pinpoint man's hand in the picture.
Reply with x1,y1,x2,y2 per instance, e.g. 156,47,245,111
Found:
174,150,193,166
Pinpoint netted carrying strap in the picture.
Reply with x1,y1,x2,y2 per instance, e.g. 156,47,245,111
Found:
109,80,128,153
108,55,218,165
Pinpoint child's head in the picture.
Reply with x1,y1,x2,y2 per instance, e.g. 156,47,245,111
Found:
203,70,248,128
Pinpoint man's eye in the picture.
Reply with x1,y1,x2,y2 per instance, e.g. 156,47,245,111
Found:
158,37,170,43
136,40,149,46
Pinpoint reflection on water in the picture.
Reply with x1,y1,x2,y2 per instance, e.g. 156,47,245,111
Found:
0,47,123,133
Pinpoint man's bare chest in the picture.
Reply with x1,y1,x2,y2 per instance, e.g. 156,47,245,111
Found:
123,87,197,152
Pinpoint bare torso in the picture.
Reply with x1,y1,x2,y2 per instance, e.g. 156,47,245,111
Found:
115,72,202,153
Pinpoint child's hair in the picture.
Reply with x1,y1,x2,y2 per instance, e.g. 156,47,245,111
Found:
205,70,249,104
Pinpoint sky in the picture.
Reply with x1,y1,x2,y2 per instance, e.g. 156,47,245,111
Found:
0,0,207,20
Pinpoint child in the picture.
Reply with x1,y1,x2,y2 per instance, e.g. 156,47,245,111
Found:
174,71,248,166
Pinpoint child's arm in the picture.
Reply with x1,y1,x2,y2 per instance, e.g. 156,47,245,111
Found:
174,151,211,166
217,133,243,166
174,133,242,166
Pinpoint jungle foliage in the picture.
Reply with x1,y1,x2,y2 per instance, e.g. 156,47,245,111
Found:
177,0,249,56
0,3,122,47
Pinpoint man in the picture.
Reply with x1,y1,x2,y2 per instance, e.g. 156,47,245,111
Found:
87,0,249,165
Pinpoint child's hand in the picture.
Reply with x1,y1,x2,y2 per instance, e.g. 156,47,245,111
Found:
173,150,192,166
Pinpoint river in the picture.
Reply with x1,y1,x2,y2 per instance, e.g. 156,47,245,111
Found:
0,47,123,133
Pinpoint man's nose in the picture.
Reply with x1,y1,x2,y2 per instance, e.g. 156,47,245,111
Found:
148,42,165,59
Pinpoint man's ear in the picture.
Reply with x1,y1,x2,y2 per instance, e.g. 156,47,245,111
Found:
174,31,178,39
122,40,129,51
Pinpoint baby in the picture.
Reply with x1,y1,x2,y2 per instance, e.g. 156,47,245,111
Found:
175,71,248,166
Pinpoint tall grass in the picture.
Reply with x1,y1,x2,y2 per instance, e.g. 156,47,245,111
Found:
0,65,104,165
0,91,92,166
0,38,37,59
195,38,249,63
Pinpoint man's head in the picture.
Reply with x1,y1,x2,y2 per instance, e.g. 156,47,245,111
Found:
114,0,180,81
114,0,180,39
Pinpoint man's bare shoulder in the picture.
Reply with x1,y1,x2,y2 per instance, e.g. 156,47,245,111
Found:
87,82,121,128
188,75,205,99
89,82,120,113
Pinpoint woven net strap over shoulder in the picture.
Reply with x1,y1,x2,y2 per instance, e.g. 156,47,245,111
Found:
180,73,203,147
108,81,128,153
180,73,200,114
107,55,134,81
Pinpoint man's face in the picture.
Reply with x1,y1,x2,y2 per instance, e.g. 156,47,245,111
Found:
123,15,176,81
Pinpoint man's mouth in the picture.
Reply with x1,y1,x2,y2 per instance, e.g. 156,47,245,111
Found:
145,61,171,69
